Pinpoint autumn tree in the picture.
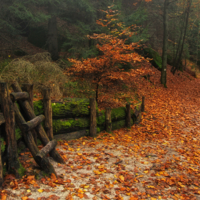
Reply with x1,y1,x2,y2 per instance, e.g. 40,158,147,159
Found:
67,6,146,103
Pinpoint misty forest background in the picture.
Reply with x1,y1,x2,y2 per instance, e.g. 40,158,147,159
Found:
0,0,199,107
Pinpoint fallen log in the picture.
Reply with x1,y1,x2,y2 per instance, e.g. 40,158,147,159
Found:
34,98,94,119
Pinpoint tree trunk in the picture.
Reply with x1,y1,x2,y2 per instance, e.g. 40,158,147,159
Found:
171,0,192,74
48,3,59,61
161,0,169,87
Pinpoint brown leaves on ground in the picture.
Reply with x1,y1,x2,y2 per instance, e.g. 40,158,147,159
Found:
1,64,200,200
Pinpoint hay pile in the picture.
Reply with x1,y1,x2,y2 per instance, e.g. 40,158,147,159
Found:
0,52,67,98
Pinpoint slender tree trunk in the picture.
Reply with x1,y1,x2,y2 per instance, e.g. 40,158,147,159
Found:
96,83,99,103
161,0,169,87
171,0,192,74
48,3,59,61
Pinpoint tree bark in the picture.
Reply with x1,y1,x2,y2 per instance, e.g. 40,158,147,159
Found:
48,3,59,61
161,0,169,87
171,0,192,74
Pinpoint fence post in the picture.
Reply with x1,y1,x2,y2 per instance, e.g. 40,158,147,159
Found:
0,82,20,176
22,84,33,109
90,98,96,137
105,107,112,132
22,84,37,144
126,103,131,128
141,96,145,112
43,88,53,140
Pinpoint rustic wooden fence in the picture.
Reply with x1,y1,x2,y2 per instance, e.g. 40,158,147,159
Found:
0,82,144,188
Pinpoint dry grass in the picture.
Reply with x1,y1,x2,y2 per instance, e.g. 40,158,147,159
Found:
0,52,68,98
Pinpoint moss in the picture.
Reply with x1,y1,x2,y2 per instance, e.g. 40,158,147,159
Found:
3,165,7,176
15,127,22,141
112,119,134,130
144,48,162,70
97,110,106,126
33,98,99,119
33,100,44,116
97,107,135,126
0,137,5,152
53,118,90,134
96,127,101,133
37,139,42,146
18,162,26,178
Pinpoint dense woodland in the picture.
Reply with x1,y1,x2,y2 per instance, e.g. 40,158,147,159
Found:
0,0,199,95
1,0,200,200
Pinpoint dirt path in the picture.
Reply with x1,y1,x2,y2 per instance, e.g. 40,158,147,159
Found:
1,66,200,200
2,106,200,200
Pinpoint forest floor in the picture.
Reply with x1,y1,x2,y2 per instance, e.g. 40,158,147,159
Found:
1,64,200,200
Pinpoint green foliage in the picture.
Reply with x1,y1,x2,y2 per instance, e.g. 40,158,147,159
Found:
33,100,44,116
0,137,5,152
28,26,48,49
0,58,11,73
143,48,162,70
122,8,150,43
117,61,132,71
53,118,90,134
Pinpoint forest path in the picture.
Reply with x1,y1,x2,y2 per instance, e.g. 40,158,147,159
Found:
1,65,200,200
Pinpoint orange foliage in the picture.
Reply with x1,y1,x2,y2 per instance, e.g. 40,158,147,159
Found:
66,6,150,102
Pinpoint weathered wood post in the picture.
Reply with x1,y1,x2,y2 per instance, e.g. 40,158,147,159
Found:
43,88,53,140
21,84,37,144
0,140,3,188
90,98,96,137
105,107,112,132
0,82,20,177
126,103,131,128
11,82,64,164
21,84,34,109
141,96,145,112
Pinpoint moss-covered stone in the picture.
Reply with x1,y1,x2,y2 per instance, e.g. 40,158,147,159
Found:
144,48,162,70
53,118,90,135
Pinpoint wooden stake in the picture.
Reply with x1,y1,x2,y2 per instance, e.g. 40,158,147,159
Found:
43,88,53,140
141,96,145,112
126,103,131,128
0,82,20,177
105,107,112,132
11,82,64,164
21,84,33,109
89,98,96,137
21,84,37,144
13,103,57,176
0,140,3,188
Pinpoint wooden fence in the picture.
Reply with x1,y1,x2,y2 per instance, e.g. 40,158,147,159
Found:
0,82,144,187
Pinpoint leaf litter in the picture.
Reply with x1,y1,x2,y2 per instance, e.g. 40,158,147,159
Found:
1,64,200,200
